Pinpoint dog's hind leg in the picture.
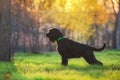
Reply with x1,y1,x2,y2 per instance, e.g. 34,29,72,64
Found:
83,54,103,66
61,57,68,66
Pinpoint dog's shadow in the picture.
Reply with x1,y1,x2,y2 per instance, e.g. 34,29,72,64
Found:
44,63,119,78
67,64,120,71
65,64,120,78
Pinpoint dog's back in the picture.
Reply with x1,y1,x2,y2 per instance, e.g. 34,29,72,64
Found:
57,38,106,58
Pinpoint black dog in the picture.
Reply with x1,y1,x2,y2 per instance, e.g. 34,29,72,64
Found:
46,28,106,66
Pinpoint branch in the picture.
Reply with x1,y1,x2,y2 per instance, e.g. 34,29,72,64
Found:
111,0,117,16
118,0,120,13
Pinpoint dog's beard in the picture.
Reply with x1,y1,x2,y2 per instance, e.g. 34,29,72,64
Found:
49,38,55,42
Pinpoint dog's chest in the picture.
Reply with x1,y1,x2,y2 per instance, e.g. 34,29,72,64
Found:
57,46,65,52
57,44,68,54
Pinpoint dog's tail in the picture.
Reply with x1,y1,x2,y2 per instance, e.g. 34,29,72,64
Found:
91,43,106,51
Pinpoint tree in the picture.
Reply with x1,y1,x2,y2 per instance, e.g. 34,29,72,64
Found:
11,0,53,52
0,0,12,61
43,0,108,43
102,0,120,49
111,0,120,49
116,0,120,49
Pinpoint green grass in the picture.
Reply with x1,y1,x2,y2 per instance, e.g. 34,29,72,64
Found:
0,50,120,80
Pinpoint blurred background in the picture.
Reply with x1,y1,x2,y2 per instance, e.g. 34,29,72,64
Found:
0,1,120,80
0,0,120,55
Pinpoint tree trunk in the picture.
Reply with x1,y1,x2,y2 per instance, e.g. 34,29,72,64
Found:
117,1,120,49
111,0,120,49
0,0,12,61
112,23,117,49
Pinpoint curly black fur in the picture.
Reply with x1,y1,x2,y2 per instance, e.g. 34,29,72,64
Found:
46,28,106,66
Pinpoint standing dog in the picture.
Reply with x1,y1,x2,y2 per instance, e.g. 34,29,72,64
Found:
46,28,106,66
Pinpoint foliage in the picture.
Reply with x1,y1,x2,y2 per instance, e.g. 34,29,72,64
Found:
0,50,120,80
42,0,109,41
20,0,109,42
10,0,119,51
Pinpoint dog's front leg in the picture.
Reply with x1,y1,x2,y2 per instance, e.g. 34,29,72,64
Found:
61,57,68,66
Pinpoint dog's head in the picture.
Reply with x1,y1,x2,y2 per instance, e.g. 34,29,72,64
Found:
46,28,64,42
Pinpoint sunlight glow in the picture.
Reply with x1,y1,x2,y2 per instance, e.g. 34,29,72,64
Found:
33,0,40,10
65,0,73,12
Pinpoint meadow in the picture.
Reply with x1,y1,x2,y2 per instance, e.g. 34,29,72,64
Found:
0,50,120,80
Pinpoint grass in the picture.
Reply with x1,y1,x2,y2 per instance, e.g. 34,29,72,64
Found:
0,50,120,80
